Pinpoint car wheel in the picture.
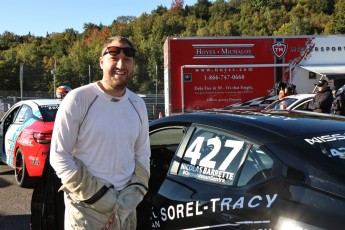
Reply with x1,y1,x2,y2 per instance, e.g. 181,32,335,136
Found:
15,149,36,188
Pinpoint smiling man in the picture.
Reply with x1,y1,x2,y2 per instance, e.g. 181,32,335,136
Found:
50,36,150,229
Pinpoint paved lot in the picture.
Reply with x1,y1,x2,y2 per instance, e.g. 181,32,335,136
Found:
0,162,33,230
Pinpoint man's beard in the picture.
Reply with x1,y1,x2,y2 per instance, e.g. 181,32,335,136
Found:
113,82,127,90
109,74,132,90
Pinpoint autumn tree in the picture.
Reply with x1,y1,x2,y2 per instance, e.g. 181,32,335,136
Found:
0,0,344,95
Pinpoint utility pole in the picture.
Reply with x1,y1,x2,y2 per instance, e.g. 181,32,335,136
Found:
89,65,91,83
155,64,158,106
155,64,158,117
51,60,56,98
19,63,24,100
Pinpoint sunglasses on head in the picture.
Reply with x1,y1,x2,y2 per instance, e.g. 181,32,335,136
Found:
103,46,136,57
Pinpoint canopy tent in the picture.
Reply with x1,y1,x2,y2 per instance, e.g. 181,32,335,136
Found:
300,65,345,76
301,65,345,92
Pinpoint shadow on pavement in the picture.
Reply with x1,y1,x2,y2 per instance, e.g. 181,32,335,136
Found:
0,168,14,175
0,214,31,230
0,177,12,188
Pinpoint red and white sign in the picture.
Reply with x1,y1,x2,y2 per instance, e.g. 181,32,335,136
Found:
164,36,345,115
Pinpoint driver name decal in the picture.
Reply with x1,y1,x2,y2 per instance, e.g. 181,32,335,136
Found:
180,162,235,183
151,194,277,228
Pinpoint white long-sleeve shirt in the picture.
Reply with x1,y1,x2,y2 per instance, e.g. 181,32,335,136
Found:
50,82,150,190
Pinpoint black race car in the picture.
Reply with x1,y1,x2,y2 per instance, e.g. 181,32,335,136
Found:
140,109,345,230
31,109,345,230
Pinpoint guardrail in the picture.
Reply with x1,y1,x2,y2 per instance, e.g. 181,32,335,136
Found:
0,95,165,121
141,95,165,120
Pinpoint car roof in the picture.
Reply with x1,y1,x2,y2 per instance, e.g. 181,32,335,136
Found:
281,93,315,100
16,99,61,107
151,109,345,140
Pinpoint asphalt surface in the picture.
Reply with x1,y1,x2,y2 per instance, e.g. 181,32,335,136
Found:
0,162,33,230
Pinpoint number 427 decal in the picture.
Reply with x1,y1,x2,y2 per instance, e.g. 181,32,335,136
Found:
184,136,244,171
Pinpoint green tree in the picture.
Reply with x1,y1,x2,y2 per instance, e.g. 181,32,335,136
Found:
1,0,345,95
0,31,23,50
16,38,45,92
0,49,18,90
189,0,212,20
326,0,345,33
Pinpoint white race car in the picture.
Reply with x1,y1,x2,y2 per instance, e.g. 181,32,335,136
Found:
265,93,316,111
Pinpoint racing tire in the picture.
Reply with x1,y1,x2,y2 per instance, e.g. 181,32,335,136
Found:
15,149,37,188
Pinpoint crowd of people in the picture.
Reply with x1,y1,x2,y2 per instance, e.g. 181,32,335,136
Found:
331,85,345,115
308,79,334,114
277,82,297,100
278,82,297,100
308,79,345,116
277,79,345,116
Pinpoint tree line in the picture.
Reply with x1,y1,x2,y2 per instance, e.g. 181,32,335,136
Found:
0,0,344,96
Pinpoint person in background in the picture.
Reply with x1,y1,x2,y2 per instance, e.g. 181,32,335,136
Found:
330,86,337,98
278,83,296,99
283,85,295,98
331,86,345,115
278,82,287,100
289,83,297,94
56,85,72,99
308,79,333,113
330,85,337,114
50,36,150,229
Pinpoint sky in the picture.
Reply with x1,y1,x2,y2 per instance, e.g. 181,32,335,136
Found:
0,0,199,37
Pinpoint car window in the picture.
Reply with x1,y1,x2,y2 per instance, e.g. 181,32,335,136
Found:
13,105,32,124
149,127,186,194
39,104,60,122
170,126,249,186
150,127,186,172
2,106,19,132
150,127,185,146
267,98,298,109
237,145,273,186
294,99,313,111
266,100,279,109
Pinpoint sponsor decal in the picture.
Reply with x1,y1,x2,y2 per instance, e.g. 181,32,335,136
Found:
330,148,345,158
225,111,298,121
272,42,288,59
193,44,254,59
151,194,277,228
313,45,345,52
28,156,40,165
17,137,33,146
304,133,345,159
304,134,345,144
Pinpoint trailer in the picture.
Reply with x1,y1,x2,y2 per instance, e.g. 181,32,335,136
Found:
163,35,345,115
